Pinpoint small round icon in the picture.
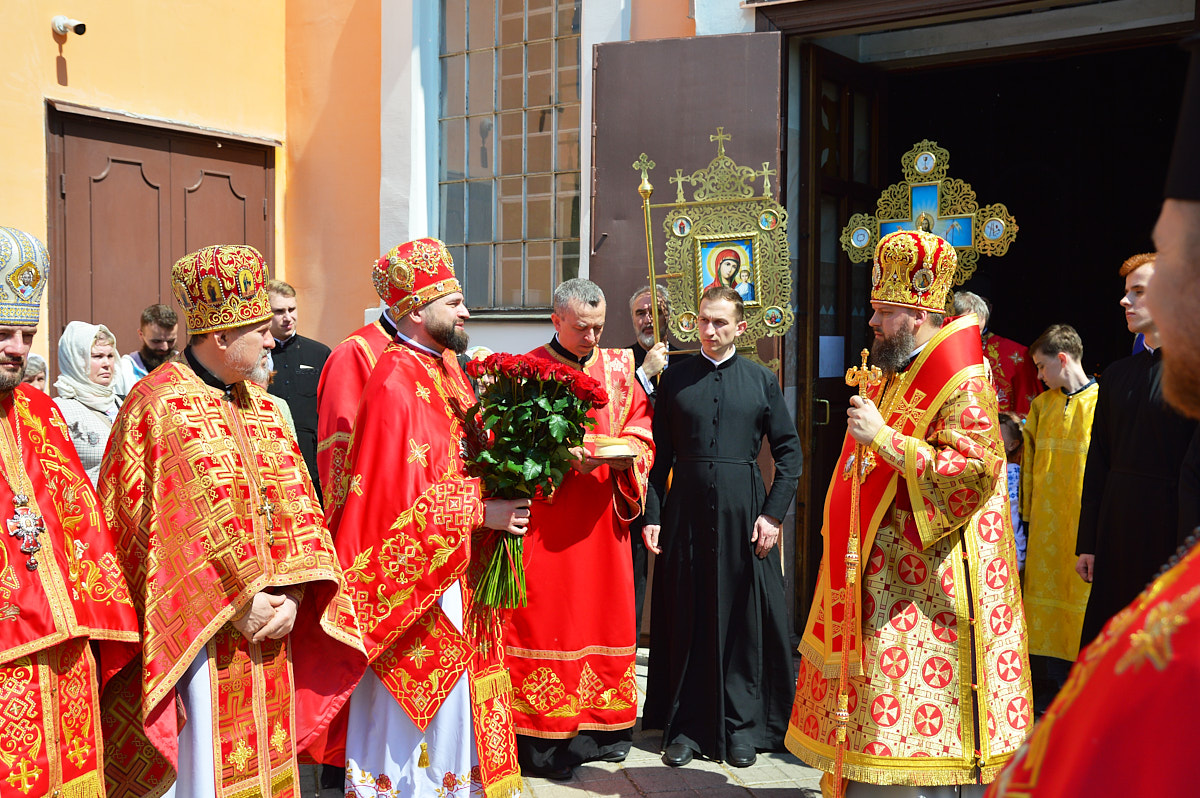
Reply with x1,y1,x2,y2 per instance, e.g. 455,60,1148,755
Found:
983,218,1005,240
677,311,697,333
763,306,785,328
850,227,872,249
915,152,937,174
758,209,780,231
672,216,693,237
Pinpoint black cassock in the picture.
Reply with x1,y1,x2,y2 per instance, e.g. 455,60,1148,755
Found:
1077,349,1197,647
642,353,800,760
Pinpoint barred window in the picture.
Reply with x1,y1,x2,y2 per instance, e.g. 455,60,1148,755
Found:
440,0,582,310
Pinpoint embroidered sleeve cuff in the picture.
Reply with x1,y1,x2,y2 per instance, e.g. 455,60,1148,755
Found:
870,424,905,472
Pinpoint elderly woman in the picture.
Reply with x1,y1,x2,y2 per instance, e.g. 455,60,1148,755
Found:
21,352,47,392
55,321,121,485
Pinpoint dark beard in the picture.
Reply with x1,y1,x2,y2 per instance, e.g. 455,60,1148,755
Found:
140,345,173,371
429,321,470,355
870,325,916,377
0,360,26,393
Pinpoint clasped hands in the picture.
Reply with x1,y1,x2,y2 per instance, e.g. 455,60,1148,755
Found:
232,591,300,644
642,514,781,559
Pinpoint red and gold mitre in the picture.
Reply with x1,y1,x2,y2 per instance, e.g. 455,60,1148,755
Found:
0,226,49,326
372,238,461,318
171,244,272,334
870,229,958,313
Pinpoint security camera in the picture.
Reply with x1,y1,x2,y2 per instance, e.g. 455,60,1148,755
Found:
52,16,86,36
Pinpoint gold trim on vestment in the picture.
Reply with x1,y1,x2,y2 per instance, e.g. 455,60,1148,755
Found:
504,644,637,661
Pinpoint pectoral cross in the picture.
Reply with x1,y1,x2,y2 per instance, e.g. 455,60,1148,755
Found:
256,488,278,546
710,127,731,157
7,495,44,571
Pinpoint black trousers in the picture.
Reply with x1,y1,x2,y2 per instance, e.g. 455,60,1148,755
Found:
517,729,632,771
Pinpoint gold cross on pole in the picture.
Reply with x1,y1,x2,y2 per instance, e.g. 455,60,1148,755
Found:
710,126,731,157
632,152,656,198
757,161,777,197
845,349,882,397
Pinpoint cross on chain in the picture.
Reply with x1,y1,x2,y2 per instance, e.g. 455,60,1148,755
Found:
7,495,44,571
710,127,731,157
257,488,279,547
757,161,777,197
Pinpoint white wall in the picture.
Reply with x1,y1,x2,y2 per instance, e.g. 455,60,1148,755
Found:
693,0,755,36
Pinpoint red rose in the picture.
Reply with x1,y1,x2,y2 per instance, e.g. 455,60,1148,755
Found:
464,359,485,378
375,774,392,790
469,766,483,784
442,772,458,790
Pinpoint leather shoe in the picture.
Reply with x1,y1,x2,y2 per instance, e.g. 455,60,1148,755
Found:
727,744,756,768
596,750,627,763
662,743,694,767
523,764,573,781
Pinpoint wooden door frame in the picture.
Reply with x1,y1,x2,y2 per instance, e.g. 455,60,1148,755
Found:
792,42,886,626
46,102,276,347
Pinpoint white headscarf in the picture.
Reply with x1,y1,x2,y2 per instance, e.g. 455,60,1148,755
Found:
54,321,121,416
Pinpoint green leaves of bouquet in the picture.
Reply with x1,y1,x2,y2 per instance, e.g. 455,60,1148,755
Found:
464,353,609,608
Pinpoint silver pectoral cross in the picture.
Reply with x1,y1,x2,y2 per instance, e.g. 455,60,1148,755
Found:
8,495,44,570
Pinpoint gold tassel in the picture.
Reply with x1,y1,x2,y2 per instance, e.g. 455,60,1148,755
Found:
483,772,525,798
418,741,430,768
472,669,513,705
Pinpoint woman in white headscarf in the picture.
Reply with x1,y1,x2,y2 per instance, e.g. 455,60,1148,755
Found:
55,321,121,485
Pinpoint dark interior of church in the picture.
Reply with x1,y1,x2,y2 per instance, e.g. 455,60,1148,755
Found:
886,42,1189,374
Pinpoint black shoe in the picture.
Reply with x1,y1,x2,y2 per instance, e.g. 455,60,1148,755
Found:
662,743,693,767
596,750,627,763
523,764,574,781
727,744,756,768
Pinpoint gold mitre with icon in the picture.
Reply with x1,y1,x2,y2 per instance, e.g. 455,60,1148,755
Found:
871,227,959,313
172,244,273,335
0,227,50,326
632,128,793,363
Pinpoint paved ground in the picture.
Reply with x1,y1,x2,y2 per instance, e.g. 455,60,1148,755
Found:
302,649,823,797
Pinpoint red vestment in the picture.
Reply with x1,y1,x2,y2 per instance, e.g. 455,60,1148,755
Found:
98,362,366,798
505,345,653,738
986,541,1200,797
983,331,1041,417
0,385,139,798
316,319,393,507
328,340,521,798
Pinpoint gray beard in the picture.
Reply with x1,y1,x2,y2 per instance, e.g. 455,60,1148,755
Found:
637,330,656,349
870,326,916,377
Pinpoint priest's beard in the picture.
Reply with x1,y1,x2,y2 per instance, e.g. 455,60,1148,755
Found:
428,316,470,355
637,330,656,350
0,359,25,393
140,344,173,371
870,325,916,377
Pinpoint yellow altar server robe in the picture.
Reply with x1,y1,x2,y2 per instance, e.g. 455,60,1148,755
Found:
1020,381,1099,661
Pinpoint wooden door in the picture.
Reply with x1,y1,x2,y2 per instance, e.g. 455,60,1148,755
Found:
795,44,886,621
48,111,274,349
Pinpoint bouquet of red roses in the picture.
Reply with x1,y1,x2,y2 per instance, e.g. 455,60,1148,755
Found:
464,353,609,608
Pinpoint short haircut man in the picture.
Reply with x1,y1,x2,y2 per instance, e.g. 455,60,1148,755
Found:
98,244,364,797
506,277,654,779
1073,254,1197,648
0,226,139,797
326,237,528,797
641,283,801,768
1021,322,1098,713
264,277,331,499
788,229,1031,790
117,302,180,393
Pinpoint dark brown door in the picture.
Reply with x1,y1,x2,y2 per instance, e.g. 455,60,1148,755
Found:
795,44,885,622
49,111,274,347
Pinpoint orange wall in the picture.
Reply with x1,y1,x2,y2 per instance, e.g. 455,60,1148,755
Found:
0,1,288,357
631,0,696,39
283,0,382,347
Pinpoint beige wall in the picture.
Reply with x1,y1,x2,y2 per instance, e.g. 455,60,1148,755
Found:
631,0,695,39
284,0,382,348
0,1,289,357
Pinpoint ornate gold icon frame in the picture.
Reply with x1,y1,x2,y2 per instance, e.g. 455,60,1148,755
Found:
633,128,793,350
839,140,1018,284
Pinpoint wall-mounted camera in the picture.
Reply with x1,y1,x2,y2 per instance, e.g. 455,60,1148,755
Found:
52,16,86,36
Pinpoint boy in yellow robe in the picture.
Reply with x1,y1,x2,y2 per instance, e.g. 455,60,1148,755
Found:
1021,324,1098,711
